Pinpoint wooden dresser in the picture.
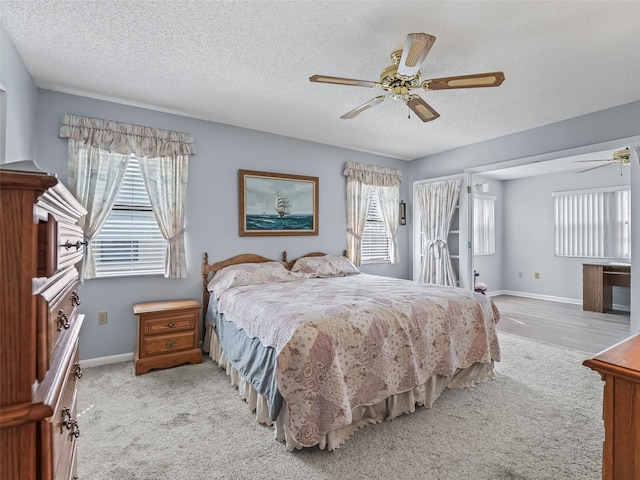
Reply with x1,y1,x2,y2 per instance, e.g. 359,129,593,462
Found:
133,299,202,375
584,333,640,480
0,163,87,480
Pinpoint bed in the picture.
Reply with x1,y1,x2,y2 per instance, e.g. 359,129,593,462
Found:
201,251,500,451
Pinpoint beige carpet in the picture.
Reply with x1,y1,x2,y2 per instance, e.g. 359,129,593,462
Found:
76,332,603,479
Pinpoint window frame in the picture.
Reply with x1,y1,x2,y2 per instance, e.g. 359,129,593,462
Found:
553,185,631,260
91,156,166,278
360,189,391,264
473,194,496,256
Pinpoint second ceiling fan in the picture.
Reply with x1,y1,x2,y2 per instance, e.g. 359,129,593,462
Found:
310,32,505,122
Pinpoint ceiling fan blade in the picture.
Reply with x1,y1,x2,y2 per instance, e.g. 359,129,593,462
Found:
340,96,386,119
397,33,436,77
407,95,440,122
574,159,613,163
577,163,616,174
422,72,505,90
309,75,378,88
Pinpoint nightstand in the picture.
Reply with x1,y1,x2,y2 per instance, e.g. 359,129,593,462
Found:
133,299,203,375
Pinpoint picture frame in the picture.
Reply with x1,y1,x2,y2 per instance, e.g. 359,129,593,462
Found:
239,169,319,236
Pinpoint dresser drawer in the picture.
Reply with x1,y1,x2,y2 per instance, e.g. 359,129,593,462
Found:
57,221,85,273
141,331,197,357
37,216,85,278
36,270,81,379
52,344,80,479
144,312,196,335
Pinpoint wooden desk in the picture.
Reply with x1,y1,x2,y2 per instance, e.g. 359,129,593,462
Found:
583,263,631,312
584,333,640,480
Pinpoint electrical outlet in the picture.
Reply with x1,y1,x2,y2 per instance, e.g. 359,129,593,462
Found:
97,311,108,324
518,272,523,278
534,272,540,279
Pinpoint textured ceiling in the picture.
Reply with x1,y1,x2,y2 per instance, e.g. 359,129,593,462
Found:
1,1,640,161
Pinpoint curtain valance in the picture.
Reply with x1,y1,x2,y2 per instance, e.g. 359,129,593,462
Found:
343,162,402,186
59,114,196,158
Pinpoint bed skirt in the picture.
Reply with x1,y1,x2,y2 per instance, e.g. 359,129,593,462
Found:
204,324,496,451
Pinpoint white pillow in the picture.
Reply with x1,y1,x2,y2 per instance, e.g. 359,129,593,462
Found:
290,255,360,278
208,261,303,299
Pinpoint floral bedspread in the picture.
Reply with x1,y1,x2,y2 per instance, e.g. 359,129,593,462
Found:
216,274,501,448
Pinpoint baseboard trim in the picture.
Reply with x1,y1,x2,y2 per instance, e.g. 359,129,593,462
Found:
80,352,133,368
491,290,630,312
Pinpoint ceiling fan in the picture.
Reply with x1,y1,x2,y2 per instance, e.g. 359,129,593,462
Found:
309,32,505,122
575,148,631,174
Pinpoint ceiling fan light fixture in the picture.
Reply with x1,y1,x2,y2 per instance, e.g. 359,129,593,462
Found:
613,147,631,162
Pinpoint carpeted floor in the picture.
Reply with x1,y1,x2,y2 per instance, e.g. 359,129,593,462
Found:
76,332,603,480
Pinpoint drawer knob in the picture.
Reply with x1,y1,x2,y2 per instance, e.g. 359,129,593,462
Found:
56,311,70,331
165,341,178,349
73,363,83,379
167,323,175,328
71,290,81,306
64,239,88,251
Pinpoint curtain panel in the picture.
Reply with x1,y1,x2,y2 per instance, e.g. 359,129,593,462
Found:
343,162,402,265
61,114,194,279
417,178,462,286
67,141,130,280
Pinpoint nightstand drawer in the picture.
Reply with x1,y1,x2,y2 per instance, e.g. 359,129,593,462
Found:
144,313,195,335
141,331,197,357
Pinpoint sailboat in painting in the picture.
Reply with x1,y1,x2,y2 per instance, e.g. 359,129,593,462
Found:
274,190,292,217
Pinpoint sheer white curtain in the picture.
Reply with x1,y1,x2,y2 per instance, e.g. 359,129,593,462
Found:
345,180,373,265
67,141,129,280
377,185,400,263
138,156,189,278
417,178,462,286
60,114,196,278
343,162,402,265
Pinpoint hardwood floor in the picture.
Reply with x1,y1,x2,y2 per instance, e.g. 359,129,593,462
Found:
490,294,631,354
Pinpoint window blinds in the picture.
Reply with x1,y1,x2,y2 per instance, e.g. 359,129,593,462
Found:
474,195,496,256
92,158,166,276
361,190,391,263
553,186,630,259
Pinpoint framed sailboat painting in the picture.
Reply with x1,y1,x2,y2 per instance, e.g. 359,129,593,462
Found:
238,169,319,236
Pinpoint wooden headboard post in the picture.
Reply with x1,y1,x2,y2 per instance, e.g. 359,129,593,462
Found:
202,252,211,319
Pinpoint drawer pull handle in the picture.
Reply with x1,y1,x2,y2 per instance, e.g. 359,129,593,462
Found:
167,323,175,328
73,363,83,379
165,341,178,349
70,420,80,438
71,290,81,306
61,407,72,432
57,311,70,331
64,239,88,251
60,407,80,438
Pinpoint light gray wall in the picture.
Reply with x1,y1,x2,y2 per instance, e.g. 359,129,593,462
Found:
408,100,640,334
472,175,503,293
34,90,410,360
0,24,37,163
502,168,630,307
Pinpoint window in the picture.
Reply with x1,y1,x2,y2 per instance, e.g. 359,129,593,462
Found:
474,195,496,256
92,157,166,277
361,190,390,264
553,186,631,259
